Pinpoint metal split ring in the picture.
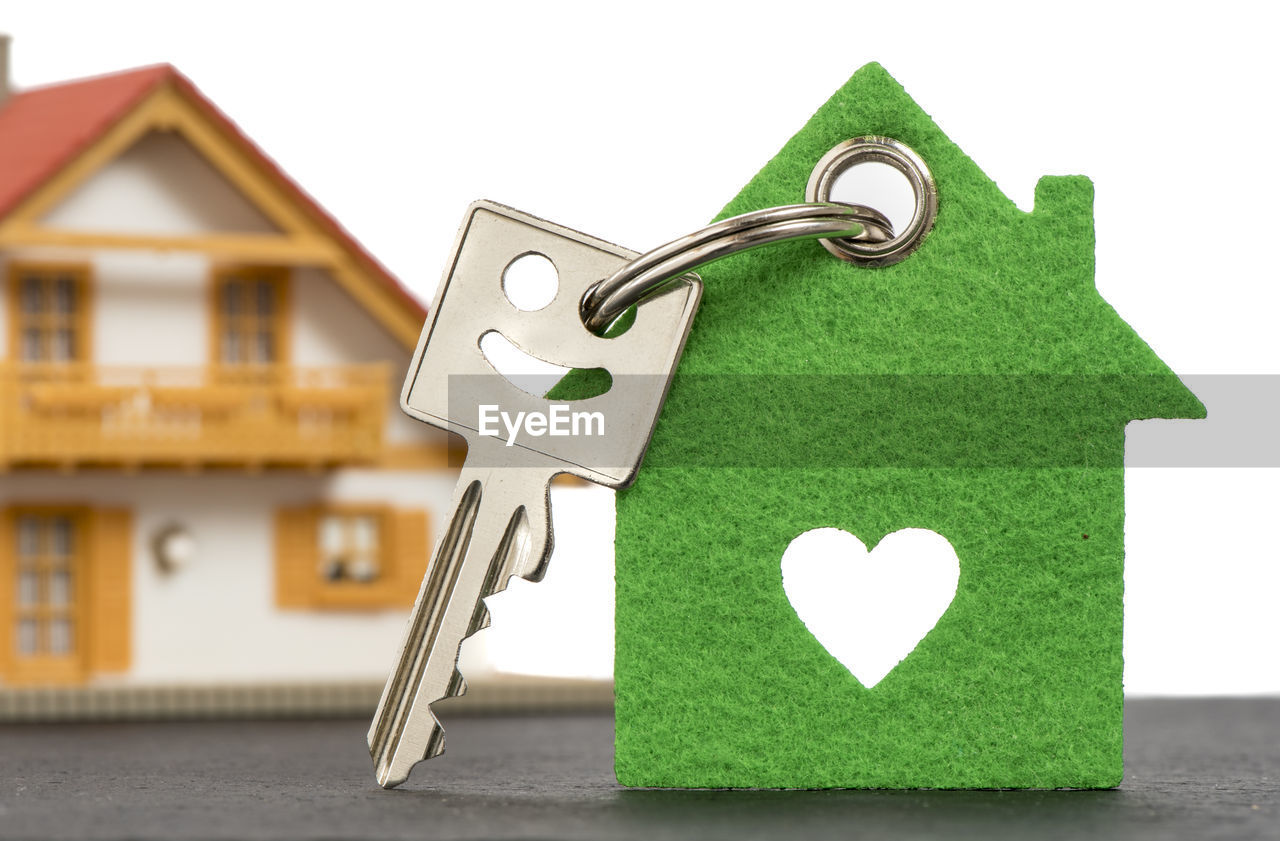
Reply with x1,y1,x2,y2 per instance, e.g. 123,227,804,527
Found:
579,136,937,334
580,202,892,333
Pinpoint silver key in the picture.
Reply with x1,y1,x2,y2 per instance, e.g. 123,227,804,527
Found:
368,201,701,788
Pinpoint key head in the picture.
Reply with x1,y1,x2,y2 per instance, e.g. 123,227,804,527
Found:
402,201,701,488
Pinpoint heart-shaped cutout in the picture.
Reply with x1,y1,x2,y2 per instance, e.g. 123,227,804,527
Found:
781,527,960,688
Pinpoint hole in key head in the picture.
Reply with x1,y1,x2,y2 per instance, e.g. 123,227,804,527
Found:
502,252,558,311
479,331,611,399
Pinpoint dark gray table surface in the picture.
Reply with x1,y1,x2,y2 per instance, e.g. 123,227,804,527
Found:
0,698,1276,841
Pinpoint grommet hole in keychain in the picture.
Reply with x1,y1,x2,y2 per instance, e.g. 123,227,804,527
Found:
806,136,937,266
827,162,917,243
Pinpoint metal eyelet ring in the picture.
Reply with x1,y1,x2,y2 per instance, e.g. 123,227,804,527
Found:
805,136,937,266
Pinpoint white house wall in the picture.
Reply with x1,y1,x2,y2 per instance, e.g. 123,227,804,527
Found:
0,247,210,368
0,470,461,685
93,250,212,368
40,131,278,235
292,266,431,446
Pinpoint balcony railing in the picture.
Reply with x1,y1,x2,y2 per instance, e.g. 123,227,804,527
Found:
0,363,390,469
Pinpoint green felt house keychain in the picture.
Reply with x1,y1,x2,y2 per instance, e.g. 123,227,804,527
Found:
365,61,1203,791
606,63,1205,789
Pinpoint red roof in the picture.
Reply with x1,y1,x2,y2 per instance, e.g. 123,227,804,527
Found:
0,64,425,323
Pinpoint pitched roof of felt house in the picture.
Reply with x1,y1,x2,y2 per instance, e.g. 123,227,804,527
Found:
671,62,1203,423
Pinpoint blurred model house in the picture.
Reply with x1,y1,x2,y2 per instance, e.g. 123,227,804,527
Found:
0,43,460,712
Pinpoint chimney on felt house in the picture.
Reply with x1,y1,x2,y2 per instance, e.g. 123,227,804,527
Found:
0,35,10,104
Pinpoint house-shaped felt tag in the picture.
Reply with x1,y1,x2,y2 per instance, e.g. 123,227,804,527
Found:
605,63,1204,788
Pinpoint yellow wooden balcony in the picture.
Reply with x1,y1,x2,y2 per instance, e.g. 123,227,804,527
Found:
0,363,391,470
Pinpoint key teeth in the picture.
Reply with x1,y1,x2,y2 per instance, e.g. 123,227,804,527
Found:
370,663,471,787
468,602,491,634
375,609,524,787
426,723,446,759
373,719,446,789
368,464,555,789
522,562,550,584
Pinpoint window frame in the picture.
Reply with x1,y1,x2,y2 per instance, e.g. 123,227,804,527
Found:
209,266,290,369
1,506,88,685
6,262,93,366
314,504,391,596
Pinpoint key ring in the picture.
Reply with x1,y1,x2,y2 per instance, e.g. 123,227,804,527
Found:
579,135,938,334
579,202,892,333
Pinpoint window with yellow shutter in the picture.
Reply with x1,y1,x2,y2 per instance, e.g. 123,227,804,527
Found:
275,505,429,609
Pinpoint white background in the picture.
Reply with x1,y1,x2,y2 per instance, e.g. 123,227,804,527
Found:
4,1,1277,694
